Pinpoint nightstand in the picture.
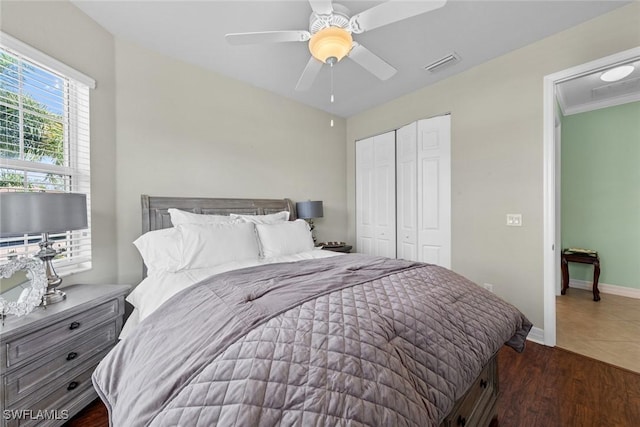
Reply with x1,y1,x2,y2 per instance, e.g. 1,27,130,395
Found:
0,284,129,427
319,243,352,253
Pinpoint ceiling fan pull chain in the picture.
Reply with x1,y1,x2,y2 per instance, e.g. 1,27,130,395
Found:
330,57,335,127
330,60,334,103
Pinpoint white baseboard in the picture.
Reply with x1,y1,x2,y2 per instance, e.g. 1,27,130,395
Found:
526,326,545,345
569,279,640,299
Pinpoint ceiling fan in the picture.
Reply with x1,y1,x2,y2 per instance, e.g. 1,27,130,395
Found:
225,0,447,91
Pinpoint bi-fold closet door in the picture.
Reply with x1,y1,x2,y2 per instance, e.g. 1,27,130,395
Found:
355,131,396,258
396,115,451,268
356,115,451,267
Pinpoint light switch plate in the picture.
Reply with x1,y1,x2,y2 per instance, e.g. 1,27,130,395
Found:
506,214,522,226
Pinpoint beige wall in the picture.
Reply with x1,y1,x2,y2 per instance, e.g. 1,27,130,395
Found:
1,1,118,285
346,3,640,329
114,40,347,285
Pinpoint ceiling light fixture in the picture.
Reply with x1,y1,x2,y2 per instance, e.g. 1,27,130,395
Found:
600,65,635,82
308,27,353,63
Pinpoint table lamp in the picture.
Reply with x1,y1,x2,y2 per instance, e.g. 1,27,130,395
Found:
296,200,323,243
0,192,88,305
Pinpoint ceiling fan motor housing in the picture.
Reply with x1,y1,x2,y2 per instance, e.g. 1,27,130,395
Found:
308,3,353,63
309,3,351,34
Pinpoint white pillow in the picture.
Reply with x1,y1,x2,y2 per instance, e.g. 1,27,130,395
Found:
256,219,314,258
177,222,260,269
133,228,182,273
168,208,238,226
230,211,290,224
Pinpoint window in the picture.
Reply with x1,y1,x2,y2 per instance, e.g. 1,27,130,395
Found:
0,32,94,275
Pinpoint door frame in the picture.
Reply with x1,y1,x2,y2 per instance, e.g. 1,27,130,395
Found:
542,46,640,346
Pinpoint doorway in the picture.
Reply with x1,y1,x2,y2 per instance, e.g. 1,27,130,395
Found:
543,47,640,349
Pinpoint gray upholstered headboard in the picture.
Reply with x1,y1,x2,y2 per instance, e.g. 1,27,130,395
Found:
141,195,297,234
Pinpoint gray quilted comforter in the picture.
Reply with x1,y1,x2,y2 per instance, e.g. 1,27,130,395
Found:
93,254,531,426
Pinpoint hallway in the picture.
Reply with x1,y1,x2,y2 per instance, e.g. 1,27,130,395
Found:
556,288,640,373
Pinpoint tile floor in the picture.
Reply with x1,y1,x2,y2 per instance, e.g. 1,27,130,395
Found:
556,288,640,374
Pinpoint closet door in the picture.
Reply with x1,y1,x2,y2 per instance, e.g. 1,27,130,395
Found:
356,137,375,255
372,132,396,257
396,122,418,261
356,131,396,258
417,115,451,268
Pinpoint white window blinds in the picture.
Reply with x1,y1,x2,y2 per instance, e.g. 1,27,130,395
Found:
0,32,94,275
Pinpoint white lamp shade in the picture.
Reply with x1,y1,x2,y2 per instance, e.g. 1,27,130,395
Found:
0,192,88,237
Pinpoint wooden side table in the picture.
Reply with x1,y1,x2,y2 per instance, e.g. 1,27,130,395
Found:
561,250,600,301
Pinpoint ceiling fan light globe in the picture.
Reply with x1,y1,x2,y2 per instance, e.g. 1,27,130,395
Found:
309,27,353,63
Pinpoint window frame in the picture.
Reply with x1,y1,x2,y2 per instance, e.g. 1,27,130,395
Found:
0,32,95,276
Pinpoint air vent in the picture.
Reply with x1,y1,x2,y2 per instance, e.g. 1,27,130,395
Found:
423,52,460,73
591,76,640,99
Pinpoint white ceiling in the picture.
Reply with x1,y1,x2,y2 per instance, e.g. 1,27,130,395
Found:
72,0,630,117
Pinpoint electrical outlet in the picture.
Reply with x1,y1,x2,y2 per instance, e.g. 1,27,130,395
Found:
506,214,522,226
482,283,494,292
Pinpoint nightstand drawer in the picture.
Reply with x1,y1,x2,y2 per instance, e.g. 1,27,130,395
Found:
5,356,100,427
5,298,121,368
4,321,117,407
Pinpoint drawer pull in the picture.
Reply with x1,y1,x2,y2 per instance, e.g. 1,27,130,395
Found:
457,415,466,426
69,321,81,330
67,381,79,391
66,352,78,361
480,379,488,389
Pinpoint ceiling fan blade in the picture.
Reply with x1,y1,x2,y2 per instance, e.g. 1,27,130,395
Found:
308,0,333,15
348,42,397,81
296,57,324,91
225,31,311,45
349,0,447,34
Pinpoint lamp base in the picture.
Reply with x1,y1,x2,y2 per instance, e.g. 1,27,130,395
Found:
304,219,318,244
42,289,66,306
36,233,66,306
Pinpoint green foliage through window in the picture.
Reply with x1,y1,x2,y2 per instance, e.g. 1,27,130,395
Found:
0,51,65,189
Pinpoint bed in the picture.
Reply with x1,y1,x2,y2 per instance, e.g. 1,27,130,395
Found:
92,195,532,427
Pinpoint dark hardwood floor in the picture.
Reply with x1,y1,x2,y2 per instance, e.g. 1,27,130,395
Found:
66,342,640,427
64,398,107,427
496,342,640,427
